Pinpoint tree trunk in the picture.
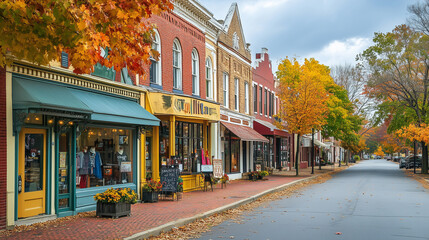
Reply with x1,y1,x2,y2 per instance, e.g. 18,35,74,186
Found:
422,141,428,174
295,134,300,176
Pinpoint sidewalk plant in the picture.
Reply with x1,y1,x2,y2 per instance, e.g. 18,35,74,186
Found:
142,180,163,192
177,177,184,192
94,188,137,204
259,171,269,179
221,174,229,184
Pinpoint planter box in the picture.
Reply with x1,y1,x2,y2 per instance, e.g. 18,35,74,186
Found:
248,175,257,181
96,202,131,218
142,191,159,203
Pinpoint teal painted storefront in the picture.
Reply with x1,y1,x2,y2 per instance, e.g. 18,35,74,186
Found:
12,67,159,220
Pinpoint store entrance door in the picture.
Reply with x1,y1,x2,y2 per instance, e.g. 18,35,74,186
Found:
18,128,47,218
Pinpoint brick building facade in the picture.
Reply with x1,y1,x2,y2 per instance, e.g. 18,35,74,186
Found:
217,3,268,179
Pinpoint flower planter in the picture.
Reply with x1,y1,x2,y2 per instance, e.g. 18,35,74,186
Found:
96,202,131,218
249,175,257,181
142,191,159,203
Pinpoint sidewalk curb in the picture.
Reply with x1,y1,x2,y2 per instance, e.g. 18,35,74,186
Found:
125,174,322,240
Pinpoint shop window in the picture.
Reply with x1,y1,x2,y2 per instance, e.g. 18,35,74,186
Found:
76,127,133,188
160,121,170,166
223,128,240,173
174,121,203,173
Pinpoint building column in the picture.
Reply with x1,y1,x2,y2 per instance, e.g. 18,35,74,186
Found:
152,126,160,181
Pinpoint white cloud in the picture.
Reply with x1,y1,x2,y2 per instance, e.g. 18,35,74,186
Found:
305,37,372,67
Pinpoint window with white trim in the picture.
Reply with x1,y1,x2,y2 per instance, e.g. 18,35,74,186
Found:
234,78,239,111
205,58,213,99
150,30,161,85
259,86,262,114
253,84,257,113
264,89,268,116
192,49,199,95
223,73,229,108
245,82,249,113
173,39,182,90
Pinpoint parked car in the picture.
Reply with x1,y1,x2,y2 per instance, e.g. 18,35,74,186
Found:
393,157,402,162
405,156,422,169
399,158,407,169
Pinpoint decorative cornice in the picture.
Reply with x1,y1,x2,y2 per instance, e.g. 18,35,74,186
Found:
8,62,140,99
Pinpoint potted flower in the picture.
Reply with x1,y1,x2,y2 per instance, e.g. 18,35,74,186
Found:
177,177,183,200
221,174,229,184
94,188,137,218
142,180,162,203
249,171,258,181
259,170,269,180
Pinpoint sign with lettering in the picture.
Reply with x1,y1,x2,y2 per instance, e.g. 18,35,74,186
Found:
147,92,220,121
201,165,213,172
213,159,223,179
160,168,180,192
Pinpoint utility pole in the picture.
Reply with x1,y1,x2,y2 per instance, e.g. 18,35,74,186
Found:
311,128,314,174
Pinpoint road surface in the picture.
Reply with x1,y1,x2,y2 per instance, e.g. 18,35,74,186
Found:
196,160,429,240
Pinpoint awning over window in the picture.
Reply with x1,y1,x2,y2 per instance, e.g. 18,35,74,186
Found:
71,89,159,126
221,121,268,142
13,78,92,115
13,78,159,126
253,119,289,137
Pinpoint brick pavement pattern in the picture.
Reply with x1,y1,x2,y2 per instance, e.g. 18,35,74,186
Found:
2,175,303,240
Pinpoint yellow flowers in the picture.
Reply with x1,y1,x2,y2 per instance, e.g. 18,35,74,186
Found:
94,188,137,204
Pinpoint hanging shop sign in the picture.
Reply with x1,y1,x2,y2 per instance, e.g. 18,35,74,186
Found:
147,92,220,121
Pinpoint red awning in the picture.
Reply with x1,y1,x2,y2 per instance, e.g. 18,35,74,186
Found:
253,119,289,137
221,121,269,142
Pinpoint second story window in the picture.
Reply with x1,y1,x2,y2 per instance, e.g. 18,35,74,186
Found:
264,89,268,116
245,82,249,114
173,39,182,90
206,58,213,99
192,49,199,95
234,78,239,111
259,86,262,114
254,85,257,113
223,73,229,108
150,30,161,86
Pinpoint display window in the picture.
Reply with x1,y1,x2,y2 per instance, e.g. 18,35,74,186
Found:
76,127,133,188
222,126,240,173
174,121,203,173
254,141,269,170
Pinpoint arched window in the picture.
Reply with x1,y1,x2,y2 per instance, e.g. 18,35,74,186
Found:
205,58,213,99
150,29,161,85
173,39,182,90
192,49,199,95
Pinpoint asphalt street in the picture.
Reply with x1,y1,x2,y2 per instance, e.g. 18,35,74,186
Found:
196,160,429,240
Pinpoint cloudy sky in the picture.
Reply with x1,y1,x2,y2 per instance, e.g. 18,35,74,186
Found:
198,0,417,69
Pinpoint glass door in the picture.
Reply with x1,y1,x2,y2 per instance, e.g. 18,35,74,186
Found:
18,128,46,218
58,131,72,212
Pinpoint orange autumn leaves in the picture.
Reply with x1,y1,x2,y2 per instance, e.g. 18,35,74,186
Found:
275,58,330,135
397,124,429,144
0,0,173,76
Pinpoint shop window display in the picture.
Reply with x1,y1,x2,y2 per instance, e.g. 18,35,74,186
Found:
222,126,240,173
76,127,133,188
174,121,203,173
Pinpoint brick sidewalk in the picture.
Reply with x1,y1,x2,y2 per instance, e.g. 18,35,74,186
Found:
1,169,339,240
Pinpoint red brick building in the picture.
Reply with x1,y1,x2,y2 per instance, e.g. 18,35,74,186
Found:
252,48,294,170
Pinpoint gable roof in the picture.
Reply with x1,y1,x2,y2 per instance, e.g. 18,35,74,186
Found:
222,3,248,50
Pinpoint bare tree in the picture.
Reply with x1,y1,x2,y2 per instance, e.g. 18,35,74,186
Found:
408,0,429,35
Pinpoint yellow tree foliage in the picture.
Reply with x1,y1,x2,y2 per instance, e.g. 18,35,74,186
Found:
275,57,330,175
275,58,330,135
374,146,384,157
0,0,173,76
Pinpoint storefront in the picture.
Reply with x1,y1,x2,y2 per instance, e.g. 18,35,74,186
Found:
9,63,159,222
221,121,268,176
253,119,292,170
144,92,220,191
